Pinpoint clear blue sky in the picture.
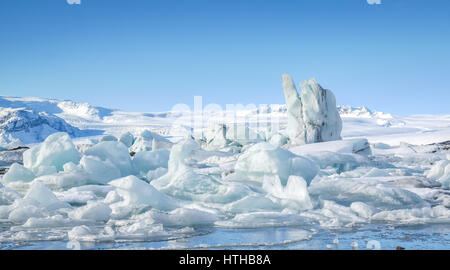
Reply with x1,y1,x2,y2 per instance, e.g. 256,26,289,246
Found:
1,0,449,114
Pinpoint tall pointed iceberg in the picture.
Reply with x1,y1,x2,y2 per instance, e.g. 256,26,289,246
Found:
282,74,342,145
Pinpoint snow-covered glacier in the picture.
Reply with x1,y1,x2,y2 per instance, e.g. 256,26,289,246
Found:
1,89,450,249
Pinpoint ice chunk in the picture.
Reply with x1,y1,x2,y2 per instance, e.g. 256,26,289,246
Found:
109,175,179,214
301,151,370,174
282,74,306,145
84,141,133,176
223,195,282,214
231,142,319,185
100,135,117,142
268,132,288,147
132,149,170,176
35,165,57,177
225,124,263,145
145,167,168,182
427,159,450,189
67,225,115,242
262,175,313,210
80,155,121,184
151,139,250,203
309,177,427,209
142,208,218,227
300,78,342,143
216,211,314,228
350,202,376,219
33,169,89,190
23,181,70,210
203,124,230,149
22,215,74,228
1,163,35,184
68,201,111,222
23,132,81,174
372,206,450,224
281,74,342,145
290,139,372,156
0,185,22,206
119,132,135,148
130,130,172,152
300,200,366,227
364,168,391,177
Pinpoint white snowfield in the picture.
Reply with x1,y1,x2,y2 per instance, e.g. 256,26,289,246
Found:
0,94,449,248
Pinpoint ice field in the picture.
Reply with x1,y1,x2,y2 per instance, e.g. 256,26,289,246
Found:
1,94,450,250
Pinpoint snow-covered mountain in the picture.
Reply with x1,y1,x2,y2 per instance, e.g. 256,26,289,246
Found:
0,96,113,122
0,108,85,146
0,96,109,147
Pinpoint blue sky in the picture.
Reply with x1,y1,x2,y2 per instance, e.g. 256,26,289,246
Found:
0,0,449,114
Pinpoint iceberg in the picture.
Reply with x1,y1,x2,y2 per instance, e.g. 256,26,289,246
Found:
100,135,118,142
1,163,35,184
132,149,170,176
151,138,250,203
84,141,133,177
109,175,179,215
130,130,172,153
427,159,450,189
309,177,427,209
119,132,135,148
262,175,313,210
23,132,81,174
80,155,121,184
68,201,112,222
282,74,342,145
230,142,319,185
